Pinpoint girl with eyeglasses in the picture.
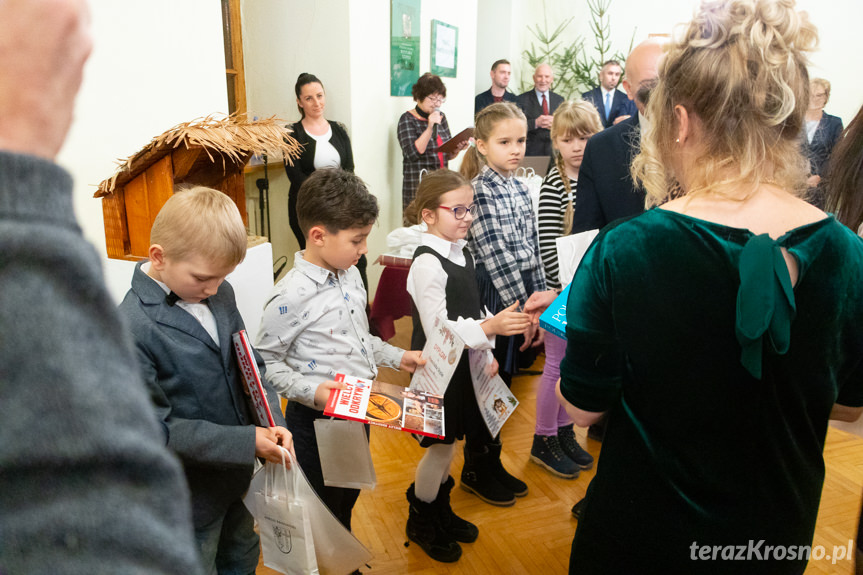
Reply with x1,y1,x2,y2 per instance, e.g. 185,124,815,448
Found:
402,169,531,563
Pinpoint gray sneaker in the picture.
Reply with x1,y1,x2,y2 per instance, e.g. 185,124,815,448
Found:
530,434,579,478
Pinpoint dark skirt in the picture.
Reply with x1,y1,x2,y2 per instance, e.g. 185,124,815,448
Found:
418,354,492,449
475,264,539,380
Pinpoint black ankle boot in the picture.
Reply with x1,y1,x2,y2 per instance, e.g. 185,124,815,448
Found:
461,446,516,507
438,476,478,542
406,484,461,562
486,439,528,497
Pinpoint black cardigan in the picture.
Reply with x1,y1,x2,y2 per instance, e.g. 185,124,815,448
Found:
284,119,355,248
284,119,355,193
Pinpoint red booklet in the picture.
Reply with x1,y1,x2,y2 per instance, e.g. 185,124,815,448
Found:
324,374,445,439
232,330,276,427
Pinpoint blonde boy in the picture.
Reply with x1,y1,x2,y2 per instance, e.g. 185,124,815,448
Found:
118,186,292,575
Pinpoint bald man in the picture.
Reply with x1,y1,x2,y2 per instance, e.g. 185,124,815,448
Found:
571,38,667,234
516,63,564,156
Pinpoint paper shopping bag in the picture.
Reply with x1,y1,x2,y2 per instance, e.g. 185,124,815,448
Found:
244,448,373,575
314,419,376,490
255,450,319,575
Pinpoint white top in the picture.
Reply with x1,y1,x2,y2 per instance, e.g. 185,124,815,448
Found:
806,119,819,144
309,125,341,170
255,251,405,408
141,261,219,347
406,233,496,351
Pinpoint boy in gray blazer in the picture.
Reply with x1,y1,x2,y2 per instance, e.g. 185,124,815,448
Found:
119,187,293,575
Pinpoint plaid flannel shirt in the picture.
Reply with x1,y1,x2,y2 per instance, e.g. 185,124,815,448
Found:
397,110,451,209
468,165,546,306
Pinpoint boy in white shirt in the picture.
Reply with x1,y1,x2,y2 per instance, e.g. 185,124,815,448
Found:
256,168,424,530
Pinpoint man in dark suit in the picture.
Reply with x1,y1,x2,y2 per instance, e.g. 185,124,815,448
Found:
475,59,518,116
571,39,666,234
568,38,669,521
581,59,637,129
516,63,564,156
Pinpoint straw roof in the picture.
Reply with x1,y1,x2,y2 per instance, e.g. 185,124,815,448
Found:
94,114,301,198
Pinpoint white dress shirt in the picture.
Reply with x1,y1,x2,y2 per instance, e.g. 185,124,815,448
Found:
141,261,219,347
255,251,405,408
406,233,495,351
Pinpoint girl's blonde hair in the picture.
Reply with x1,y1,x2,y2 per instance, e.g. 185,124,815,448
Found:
460,102,527,181
550,100,603,234
631,0,817,206
404,169,470,225
150,186,247,267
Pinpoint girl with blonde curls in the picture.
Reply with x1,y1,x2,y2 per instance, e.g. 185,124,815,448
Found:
556,1,863,572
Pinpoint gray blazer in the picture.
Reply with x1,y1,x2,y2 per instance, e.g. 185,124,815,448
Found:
119,262,286,526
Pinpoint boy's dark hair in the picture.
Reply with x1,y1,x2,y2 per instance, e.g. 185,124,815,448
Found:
297,169,379,236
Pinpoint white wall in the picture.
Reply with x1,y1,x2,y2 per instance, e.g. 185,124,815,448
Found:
241,0,354,277
240,0,478,293
61,0,228,255
348,0,478,278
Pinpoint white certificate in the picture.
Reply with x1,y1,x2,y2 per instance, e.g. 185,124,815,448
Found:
409,314,465,396
469,349,519,437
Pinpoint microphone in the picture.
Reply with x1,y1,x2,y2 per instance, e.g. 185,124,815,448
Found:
432,107,441,140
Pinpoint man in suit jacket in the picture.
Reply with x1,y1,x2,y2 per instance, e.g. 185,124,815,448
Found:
475,59,518,116
517,63,564,156
571,39,666,234
582,60,637,129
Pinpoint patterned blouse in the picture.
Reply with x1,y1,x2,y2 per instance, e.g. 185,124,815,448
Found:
397,110,451,210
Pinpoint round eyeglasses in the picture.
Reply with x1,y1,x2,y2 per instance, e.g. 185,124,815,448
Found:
439,203,477,220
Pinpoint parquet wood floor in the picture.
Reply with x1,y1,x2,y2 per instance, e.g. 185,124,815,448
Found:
258,317,863,574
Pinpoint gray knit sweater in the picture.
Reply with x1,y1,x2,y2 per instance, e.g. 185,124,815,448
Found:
0,151,202,574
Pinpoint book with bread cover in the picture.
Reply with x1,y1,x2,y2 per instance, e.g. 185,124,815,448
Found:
232,330,276,427
324,374,445,439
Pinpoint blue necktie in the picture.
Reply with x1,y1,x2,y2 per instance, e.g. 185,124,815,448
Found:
604,92,611,121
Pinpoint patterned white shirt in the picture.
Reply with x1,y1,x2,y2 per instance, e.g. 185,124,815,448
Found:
255,251,405,409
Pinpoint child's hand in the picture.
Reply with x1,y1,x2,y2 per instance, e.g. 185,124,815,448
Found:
314,380,347,410
519,322,544,351
255,426,295,465
524,290,559,321
399,350,426,373
486,357,500,378
483,301,532,337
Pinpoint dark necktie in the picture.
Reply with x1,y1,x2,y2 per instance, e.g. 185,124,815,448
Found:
541,93,549,116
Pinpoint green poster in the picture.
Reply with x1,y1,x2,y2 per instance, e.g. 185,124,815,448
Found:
391,0,420,97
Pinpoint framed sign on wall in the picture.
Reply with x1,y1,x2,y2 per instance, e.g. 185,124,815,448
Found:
390,0,421,96
430,20,458,78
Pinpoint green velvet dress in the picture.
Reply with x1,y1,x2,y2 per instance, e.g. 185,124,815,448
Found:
559,208,863,574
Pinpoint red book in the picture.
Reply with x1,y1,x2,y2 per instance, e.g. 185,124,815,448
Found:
324,374,445,439
232,330,276,427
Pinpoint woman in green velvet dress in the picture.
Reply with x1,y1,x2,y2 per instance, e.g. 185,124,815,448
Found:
555,1,863,573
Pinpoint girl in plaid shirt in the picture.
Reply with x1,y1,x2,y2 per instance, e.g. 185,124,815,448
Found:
458,102,548,506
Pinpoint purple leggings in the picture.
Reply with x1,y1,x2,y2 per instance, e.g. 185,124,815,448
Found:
535,331,572,435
